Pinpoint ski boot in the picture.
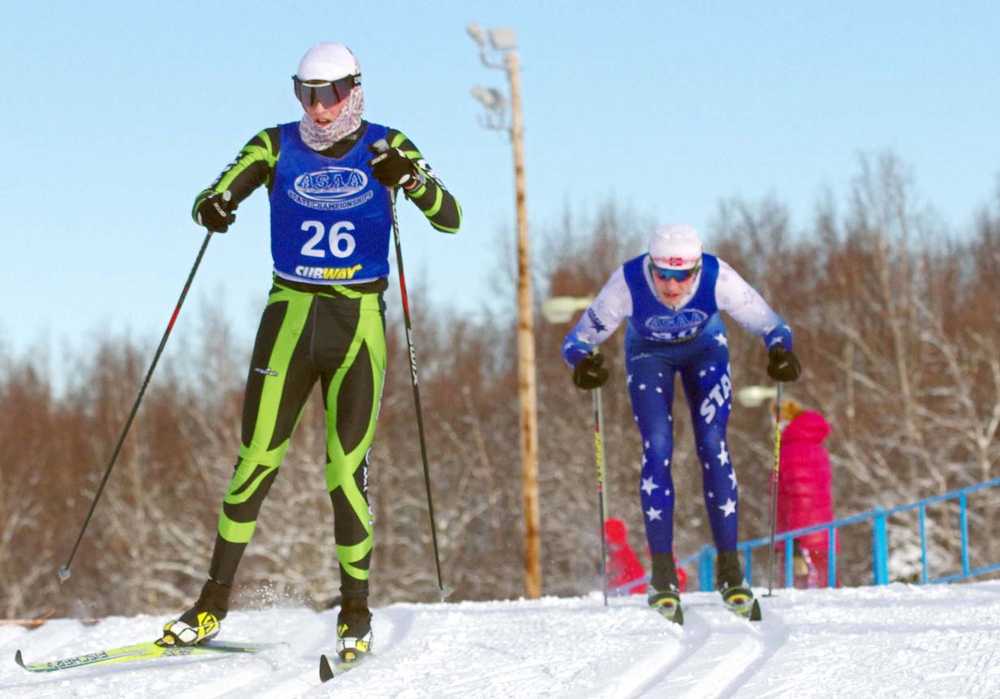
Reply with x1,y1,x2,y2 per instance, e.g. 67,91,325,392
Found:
648,589,684,625
716,550,761,621
647,552,684,625
336,597,373,662
160,579,231,646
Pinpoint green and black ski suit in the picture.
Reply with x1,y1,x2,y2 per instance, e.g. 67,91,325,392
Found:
195,121,460,601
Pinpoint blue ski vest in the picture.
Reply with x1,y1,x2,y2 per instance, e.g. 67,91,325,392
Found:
269,122,392,284
623,253,722,344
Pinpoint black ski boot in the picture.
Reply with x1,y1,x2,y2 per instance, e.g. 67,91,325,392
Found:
336,597,373,662
647,552,684,625
160,579,231,646
716,550,761,621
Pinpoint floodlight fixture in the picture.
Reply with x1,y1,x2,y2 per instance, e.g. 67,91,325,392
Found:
488,27,518,51
541,296,594,324
470,85,505,111
466,22,486,46
736,385,779,408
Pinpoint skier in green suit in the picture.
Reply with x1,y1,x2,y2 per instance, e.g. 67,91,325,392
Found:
160,42,460,662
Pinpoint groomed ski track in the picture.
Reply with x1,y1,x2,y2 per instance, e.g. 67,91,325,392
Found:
2,582,1000,697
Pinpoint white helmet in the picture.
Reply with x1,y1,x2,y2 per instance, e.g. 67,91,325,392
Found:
648,224,702,269
296,42,360,81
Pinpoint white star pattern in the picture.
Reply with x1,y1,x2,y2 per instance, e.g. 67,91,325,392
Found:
708,491,714,499
728,470,738,489
645,507,663,521
714,333,728,347
664,489,671,496
640,477,658,495
699,370,707,377
642,454,647,465
644,440,650,448
719,498,737,517
658,372,663,377
639,383,647,390
655,387,663,393
627,374,633,385
717,442,730,466
663,458,670,466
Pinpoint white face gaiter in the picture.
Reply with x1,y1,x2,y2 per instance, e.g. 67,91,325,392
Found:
298,87,365,151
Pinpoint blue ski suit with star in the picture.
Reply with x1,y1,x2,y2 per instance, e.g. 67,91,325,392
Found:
562,252,793,556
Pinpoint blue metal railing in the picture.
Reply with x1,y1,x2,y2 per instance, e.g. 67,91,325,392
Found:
676,475,1000,592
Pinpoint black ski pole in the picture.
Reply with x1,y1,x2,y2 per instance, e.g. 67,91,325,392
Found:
58,232,213,582
372,139,448,600
593,384,609,607
764,382,784,597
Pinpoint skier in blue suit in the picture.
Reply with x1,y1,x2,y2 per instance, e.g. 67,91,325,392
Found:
562,224,800,622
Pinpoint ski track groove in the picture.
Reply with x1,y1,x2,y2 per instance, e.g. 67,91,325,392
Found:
633,600,785,699
712,606,788,697
625,607,712,698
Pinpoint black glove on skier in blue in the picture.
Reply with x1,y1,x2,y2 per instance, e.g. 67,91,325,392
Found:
195,190,236,233
767,346,801,382
573,353,610,390
368,144,424,191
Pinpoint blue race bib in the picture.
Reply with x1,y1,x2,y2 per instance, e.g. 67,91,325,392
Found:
269,122,392,284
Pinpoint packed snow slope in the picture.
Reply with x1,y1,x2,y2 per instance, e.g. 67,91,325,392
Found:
3,581,1000,698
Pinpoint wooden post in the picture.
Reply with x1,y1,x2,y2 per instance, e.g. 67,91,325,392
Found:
506,49,541,599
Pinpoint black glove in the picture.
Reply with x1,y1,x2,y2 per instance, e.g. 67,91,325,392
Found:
368,144,424,190
195,190,236,233
573,353,610,390
767,346,801,382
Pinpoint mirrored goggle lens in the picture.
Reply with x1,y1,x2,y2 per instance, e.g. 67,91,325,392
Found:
651,264,699,282
293,75,357,106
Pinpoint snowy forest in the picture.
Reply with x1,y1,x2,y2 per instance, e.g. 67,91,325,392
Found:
2,153,999,620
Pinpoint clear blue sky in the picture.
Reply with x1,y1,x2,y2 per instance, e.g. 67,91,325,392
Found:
2,1,998,369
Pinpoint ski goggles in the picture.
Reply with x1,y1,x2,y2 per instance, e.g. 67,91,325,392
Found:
650,262,701,282
292,75,360,107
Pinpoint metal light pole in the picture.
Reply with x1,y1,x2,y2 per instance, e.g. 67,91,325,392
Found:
468,23,541,599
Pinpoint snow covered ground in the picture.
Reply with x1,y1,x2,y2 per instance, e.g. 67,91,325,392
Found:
3,581,1000,698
